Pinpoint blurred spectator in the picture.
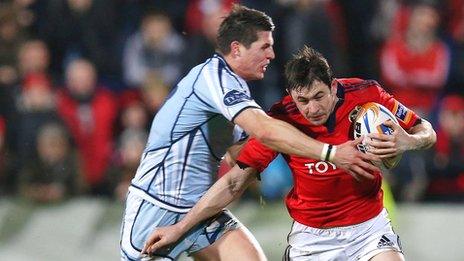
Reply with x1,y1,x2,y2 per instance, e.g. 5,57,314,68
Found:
380,2,450,116
425,95,464,201
182,0,229,71
56,59,118,196
443,0,464,94
333,0,379,77
122,9,185,88
0,2,30,146
280,0,347,75
40,0,118,77
0,2,27,87
9,40,54,166
18,123,79,203
184,0,236,35
16,72,60,166
17,39,51,79
0,116,11,195
109,129,147,202
140,72,170,114
120,100,149,133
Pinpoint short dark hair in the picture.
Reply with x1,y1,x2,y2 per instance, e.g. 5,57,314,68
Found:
285,45,334,92
217,5,274,55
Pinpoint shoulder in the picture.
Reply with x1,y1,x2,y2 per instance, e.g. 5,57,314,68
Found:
268,95,299,119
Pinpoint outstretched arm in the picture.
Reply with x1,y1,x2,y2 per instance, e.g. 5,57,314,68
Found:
235,108,380,178
142,165,258,255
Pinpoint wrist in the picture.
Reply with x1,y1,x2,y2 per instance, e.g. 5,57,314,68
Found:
177,219,191,232
320,144,337,162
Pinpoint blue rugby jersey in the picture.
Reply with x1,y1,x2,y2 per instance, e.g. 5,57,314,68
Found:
129,54,260,212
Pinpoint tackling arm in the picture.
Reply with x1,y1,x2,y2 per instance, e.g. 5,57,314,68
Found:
234,108,380,178
142,165,258,254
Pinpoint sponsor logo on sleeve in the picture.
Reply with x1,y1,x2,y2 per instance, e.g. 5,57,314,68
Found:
223,90,252,106
393,102,412,123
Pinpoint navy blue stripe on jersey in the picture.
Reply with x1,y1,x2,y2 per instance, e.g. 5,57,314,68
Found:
167,115,220,151
231,105,262,123
170,94,192,142
142,116,219,182
129,200,145,252
193,92,215,109
168,57,215,143
130,184,193,209
199,126,221,161
146,147,172,191
146,165,163,193
336,82,346,100
218,60,225,93
214,53,233,72
175,129,198,200
138,162,163,182
215,54,245,90
162,164,166,194
223,68,245,90
344,80,380,93
325,88,345,133
121,248,136,261
144,145,170,154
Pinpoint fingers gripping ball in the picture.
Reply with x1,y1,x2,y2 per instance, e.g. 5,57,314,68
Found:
351,102,402,169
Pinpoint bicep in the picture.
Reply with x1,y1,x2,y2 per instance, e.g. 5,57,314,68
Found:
233,107,270,138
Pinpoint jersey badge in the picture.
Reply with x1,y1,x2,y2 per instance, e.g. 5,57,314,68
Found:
223,90,252,106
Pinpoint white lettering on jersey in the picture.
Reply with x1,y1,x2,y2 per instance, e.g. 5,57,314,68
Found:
304,161,337,174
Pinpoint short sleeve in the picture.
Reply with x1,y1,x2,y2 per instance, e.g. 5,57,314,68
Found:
194,57,262,121
376,87,421,130
237,138,278,173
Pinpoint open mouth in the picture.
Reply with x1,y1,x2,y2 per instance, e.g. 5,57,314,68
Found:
262,64,269,72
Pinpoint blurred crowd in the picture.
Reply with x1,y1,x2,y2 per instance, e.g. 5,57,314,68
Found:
0,0,463,204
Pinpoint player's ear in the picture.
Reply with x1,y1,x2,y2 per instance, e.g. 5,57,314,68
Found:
330,80,337,93
230,41,241,57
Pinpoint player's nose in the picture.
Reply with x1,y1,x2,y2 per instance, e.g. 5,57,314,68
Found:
267,47,275,60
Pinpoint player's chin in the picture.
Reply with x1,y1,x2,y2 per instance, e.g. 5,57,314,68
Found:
308,116,327,126
255,72,265,80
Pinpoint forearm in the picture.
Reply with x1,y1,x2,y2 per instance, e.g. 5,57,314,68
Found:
407,119,437,150
257,117,325,159
177,165,256,232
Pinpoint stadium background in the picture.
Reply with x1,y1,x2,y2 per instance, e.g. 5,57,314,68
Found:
0,0,463,260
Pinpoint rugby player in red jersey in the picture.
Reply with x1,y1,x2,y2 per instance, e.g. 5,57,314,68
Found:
142,46,436,260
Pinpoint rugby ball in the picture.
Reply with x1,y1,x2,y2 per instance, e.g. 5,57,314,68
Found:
351,102,402,169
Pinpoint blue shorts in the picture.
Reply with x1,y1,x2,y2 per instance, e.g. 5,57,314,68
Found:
120,191,241,260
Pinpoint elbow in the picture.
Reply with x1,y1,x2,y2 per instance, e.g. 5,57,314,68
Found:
427,129,437,149
253,127,274,144
252,119,278,145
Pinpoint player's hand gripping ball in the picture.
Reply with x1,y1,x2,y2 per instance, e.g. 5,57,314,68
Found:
350,102,402,169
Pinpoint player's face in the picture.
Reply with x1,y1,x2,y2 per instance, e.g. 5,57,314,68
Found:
236,31,275,81
290,81,338,126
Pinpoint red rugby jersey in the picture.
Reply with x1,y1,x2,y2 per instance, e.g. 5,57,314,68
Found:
237,78,420,228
